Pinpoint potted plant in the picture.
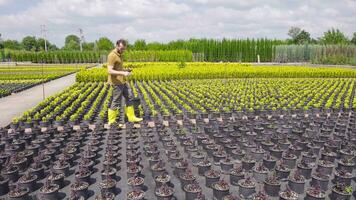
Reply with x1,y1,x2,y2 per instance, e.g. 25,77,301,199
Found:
204,169,221,188
220,156,234,173
229,166,244,186
305,186,326,200
211,179,230,200
48,170,65,189
154,172,171,188
288,170,306,194
251,146,265,161
128,175,145,190
296,158,314,179
1,164,19,183
39,178,60,200
191,151,205,166
311,169,330,191
337,157,355,173
269,144,283,159
238,177,256,199
150,161,165,178
263,173,281,197
127,189,145,200
75,166,92,184
333,169,353,185
101,166,117,180
317,160,334,175
0,175,9,196
281,151,297,169
275,161,291,181
241,155,256,171
8,182,29,200
99,176,117,194
183,181,202,200
179,169,196,190
94,189,115,200
252,163,268,183
197,159,211,176
331,183,352,200
279,187,298,200
174,159,189,177
262,153,277,170
155,183,174,200
70,178,90,199
18,170,37,192
53,159,70,177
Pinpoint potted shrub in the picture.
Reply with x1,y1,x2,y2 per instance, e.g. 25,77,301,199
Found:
128,175,145,190
269,144,283,159
174,160,189,177
296,158,314,179
183,181,202,200
238,177,256,199
101,166,117,180
251,146,265,161
337,157,355,173
220,156,234,173
94,189,115,200
191,151,205,166
288,170,306,194
262,153,277,170
39,178,60,200
18,170,37,192
197,159,211,176
317,160,334,175
305,186,326,200
263,173,281,197
150,161,165,178
331,183,352,200
0,175,9,196
155,172,171,188
53,159,70,177
311,169,330,191
281,151,297,169
333,169,353,185
204,169,221,188
252,163,268,183
231,148,246,161
1,164,19,183
48,170,65,189
127,189,145,200
279,187,298,200
75,166,92,184
275,161,291,181
179,169,196,190
155,183,174,200
70,178,90,199
229,166,245,186
211,179,230,200
8,182,29,200
241,155,256,171
99,177,117,194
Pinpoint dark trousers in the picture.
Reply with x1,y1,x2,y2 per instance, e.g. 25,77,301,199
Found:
110,83,134,110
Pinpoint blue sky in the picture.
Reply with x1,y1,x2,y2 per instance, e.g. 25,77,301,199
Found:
0,0,355,47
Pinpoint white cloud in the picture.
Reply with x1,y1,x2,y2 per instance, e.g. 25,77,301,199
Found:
0,0,355,47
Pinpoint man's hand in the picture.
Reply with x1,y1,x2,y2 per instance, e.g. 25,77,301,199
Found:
122,71,131,76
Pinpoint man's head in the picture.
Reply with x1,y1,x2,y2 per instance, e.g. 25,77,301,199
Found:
116,39,127,54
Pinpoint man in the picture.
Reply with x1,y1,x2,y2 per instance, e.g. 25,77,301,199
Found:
107,39,142,126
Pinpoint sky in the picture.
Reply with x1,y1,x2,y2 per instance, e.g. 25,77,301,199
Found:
0,0,355,47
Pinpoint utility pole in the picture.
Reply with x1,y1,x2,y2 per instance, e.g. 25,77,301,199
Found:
40,25,48,52
79,28,85,52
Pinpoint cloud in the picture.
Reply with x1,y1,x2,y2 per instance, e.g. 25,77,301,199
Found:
0,0,355,47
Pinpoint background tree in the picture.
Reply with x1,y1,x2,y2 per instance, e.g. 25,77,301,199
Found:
287,27,312,44
132,39,147,50
22,36,38,51
3,40,22,50
96,37,114,51
83,42,95,51
63,35,80,50
320,28,349,44
351,33,356,45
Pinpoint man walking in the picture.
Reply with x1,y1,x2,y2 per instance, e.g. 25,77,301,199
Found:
107,39,142,126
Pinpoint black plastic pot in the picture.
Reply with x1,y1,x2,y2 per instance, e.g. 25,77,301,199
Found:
39,184,60,200
0,176,9,196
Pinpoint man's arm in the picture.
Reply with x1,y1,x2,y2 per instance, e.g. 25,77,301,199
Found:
107,65,130,76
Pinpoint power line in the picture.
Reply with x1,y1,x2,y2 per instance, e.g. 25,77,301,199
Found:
79,28,85,52
40,25,48,52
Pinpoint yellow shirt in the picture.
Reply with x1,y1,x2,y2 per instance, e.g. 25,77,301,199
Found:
107,49,125,85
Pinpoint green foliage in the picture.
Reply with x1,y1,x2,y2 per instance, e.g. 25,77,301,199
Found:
76,62,356,82
96,37,114,51
320,28,349,45
22,36,38,51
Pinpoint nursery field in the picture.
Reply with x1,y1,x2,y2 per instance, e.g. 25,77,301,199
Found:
0,65,87,98
1,63,355,200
